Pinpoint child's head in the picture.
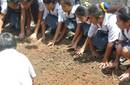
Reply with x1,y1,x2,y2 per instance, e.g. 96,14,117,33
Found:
117,7,130,29
87,5,105,25
61,0,73,13
0,32,17,51
44,0,57,11
75,6,88,22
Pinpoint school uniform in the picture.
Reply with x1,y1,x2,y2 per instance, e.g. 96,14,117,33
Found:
31,0,39,23
58,4,80,31
77,18,91,37
38,0,59,29
88,13,121,50
4,1,21,30
119,29,130,52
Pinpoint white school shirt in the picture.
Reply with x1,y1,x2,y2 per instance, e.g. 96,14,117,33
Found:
0,49,36,85
37,0,45,12
58,4,80,22
42,2,60,20
0,0,7,14
88,13,121,43
119,29,130,41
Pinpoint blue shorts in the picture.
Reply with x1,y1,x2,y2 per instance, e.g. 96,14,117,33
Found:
31,0,39,23
45,14,58,30
80,23,91,37
64,18,77,32
4,7,21,29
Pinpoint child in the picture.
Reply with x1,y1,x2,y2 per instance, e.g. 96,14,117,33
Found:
30,0,59,41
0,32,36,85
29,0,45,40
48,0,80,46
0,0,8,33
19,0,33,39
76,3,121,55
69,6,90,50
107,7,130,81
76,5,120,68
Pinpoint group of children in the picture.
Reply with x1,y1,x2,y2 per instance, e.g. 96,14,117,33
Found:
0,0,130,82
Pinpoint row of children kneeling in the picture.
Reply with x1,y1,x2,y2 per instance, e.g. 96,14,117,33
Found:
29,0,130,81
1,0,130,82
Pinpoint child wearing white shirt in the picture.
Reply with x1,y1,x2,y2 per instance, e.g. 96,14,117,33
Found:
108,6,130,81
48,0,80,46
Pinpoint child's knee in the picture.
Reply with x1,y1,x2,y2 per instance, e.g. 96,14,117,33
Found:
107,43,113,48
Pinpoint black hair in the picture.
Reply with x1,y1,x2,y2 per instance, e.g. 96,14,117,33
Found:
62,0,73,6
43,0,56,4
117,6,130,22
0,32,17,51
87,5,105,17
75,6,87,16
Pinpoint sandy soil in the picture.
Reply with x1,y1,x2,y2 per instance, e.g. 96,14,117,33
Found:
16,38,128,85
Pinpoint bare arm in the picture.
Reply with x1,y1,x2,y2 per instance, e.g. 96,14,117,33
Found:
34,11,43,33
52,22,62,43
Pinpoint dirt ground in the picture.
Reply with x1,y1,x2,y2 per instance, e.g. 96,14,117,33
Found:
15,35,130,85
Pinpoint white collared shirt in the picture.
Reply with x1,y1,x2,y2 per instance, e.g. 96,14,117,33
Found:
119,29,130,41
88,13,121,42
58,4,80,22
43,2,60,20
0,49,36,85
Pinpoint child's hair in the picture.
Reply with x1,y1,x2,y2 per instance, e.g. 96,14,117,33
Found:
117,6,130,22
87,5,104,17
62,0,73,6
75,6,87,16
107,4,122,13
0,32,16,51
43,0,56,4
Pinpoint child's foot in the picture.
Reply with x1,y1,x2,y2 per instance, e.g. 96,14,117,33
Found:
19,33,25,40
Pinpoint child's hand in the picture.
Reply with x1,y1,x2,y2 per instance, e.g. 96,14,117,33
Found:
119,72,130,81
29,33,37,40
99,61,109,69
76,48,84,55
47,41,55,47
